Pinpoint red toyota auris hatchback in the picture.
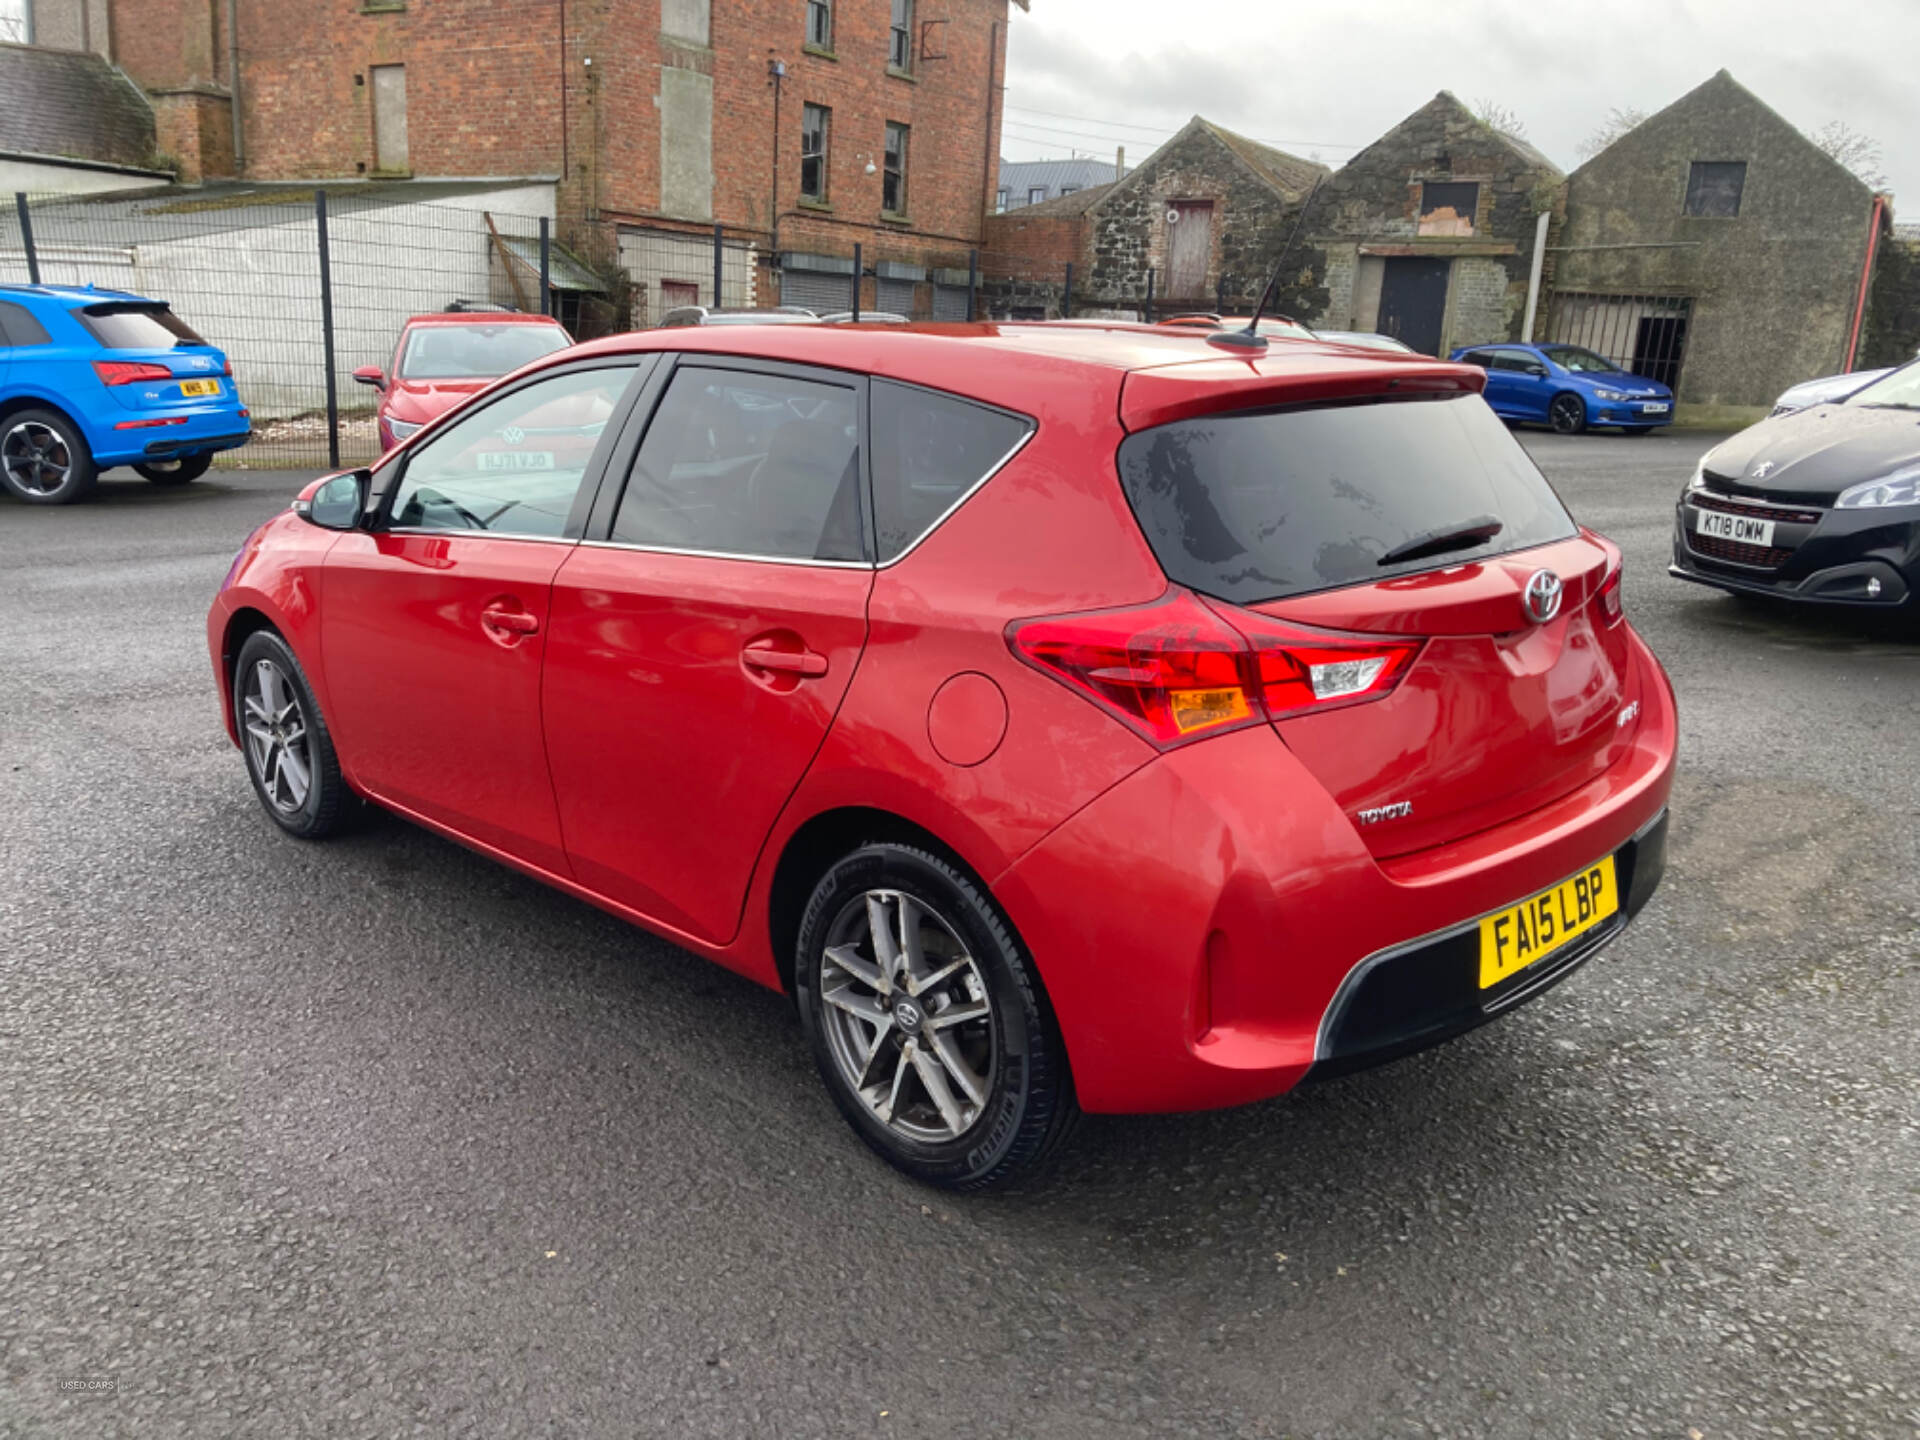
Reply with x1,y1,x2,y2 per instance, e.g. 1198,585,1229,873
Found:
208,323,1676,1189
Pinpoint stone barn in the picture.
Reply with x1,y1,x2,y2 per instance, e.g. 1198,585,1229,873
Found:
1552,70,1881,421
1296,92,1564,355
980,116,1328,319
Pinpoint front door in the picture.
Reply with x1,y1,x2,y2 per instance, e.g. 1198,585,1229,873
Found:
1377,257,1451,356
542,360,874,945
1168,200,1214,300
322,361,644,873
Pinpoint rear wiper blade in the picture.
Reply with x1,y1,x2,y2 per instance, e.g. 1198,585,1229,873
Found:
1378,515,1504,567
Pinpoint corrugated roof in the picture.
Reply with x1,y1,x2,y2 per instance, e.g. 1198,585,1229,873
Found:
0,42,157,172
999,158,1118,202
1003,182,1114,217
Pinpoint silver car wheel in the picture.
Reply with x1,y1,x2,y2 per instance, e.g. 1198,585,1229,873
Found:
2,421,73,496
242,658,312,814
818,889,996,1144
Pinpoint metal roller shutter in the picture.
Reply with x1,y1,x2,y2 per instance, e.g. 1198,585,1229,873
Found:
780,268,854,314
875,278,916,316
932,285,970,321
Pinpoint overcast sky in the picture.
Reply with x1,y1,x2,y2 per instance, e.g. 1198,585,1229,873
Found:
1002,1,1920,205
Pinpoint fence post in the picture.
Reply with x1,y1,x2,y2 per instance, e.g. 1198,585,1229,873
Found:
315,191,340,472
14,194,39,286
1144,268,1155,324
539,217,552,318
712,222,724,310
1063,261,1074,320
967,248,978,322
852,242,861,323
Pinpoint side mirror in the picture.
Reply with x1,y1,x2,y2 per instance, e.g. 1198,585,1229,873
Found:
300,469,371,530
352,366,387,390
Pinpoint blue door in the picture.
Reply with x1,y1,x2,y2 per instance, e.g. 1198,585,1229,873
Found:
1491,349,1553,423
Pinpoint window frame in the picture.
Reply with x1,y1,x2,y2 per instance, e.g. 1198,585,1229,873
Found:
889,0,914,71
581,356,1040,570
995,187,1009,213
1684,160,1748,218
883,121,910,216
805,0,832,50
1418,180,1480,235
369,356,654,542
585,353,876,568
1028,186,1046,206
801,102,831,203
0,300,53,348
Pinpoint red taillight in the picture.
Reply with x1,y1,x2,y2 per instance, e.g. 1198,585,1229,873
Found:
113,416,189,430
222,358,232,376
93,360,173,387
1597,558,1624,625
1009,589,1423,748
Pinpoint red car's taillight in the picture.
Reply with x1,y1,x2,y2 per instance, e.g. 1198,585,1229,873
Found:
93,360,173,386
1596,557,1625,625
1009,589,1423,749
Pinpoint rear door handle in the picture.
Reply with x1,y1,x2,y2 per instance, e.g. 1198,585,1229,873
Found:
742,641,828,678
481,606,540,636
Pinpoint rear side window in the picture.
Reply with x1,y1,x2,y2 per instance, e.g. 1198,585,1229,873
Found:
613,368,866,562
1115,393,1577,605
869,380,1033,561
0,301,52,347
76,304,205,350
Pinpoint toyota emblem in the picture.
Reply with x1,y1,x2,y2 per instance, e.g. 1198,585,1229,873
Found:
1524,569,1564,625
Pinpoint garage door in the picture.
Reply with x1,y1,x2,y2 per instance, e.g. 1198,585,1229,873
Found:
781,268,854,314
932,285,970,321
876,278,916,317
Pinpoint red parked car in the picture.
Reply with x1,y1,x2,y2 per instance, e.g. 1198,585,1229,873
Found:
353,307,572,453
209,322,1676,1189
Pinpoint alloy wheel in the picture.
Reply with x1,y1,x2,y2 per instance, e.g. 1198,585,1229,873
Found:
242,659,313,814
817,889,997,1144
1551,396,1586,434
2,421,73,496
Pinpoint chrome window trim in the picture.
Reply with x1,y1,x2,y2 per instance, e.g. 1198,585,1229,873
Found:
380,526,579,546
874,419,1036,570
1311,806,1668,1062
579,538,873,570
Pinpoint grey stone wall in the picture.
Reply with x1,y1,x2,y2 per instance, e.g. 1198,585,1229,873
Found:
1294,92,1560,351
1863,236,1920,371
1556,71,1875,410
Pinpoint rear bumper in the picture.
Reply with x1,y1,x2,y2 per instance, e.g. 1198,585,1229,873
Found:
91,409,251,466
993,628,1678,1115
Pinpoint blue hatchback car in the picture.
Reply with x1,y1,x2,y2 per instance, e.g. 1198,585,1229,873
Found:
0,283,250,504
1449,342,1675,435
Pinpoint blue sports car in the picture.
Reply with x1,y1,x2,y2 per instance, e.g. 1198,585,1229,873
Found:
1450,341,1675,435
0,283,250,505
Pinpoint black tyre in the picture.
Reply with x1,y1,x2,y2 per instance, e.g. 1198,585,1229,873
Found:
0,407,97,504
232,630,351,839
795,843,1079,1190
136,453,214,484
1549,393,1588,435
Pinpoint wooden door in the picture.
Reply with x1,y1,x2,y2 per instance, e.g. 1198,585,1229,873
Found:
1377,258,1451,356
1168,201,1214,299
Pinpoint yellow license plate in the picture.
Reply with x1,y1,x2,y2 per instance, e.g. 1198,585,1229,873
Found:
179,379,220,397
1479,856,1618,988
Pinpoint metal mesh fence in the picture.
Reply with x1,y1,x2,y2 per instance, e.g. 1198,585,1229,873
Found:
1540,291,1694,392
3,186,1127,471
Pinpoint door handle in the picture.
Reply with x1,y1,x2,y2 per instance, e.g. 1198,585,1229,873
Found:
742,641,828,678
481,606,540,636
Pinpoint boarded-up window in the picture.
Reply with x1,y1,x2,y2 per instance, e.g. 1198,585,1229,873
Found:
1684,162,1747,217
659,66,714,221
661,0,709,45
371,65,409,174
1419,181,1478,236
662,279,700,312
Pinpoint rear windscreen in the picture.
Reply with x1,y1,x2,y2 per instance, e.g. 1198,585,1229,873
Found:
1115,393,1577,604
77,305,205,350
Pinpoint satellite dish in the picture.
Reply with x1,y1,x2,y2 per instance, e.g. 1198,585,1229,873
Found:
1166,208,1181,225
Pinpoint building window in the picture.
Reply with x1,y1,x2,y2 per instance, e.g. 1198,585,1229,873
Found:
1059,185,1078,197
1028,186,1045,206
1685,161,1747,217
1418,181,1479,236
371,65,410,173
0,0,28,44
882,122,909,216
806,0,831,49
996,188,1009,213
889,0,913,71
801,103,830,203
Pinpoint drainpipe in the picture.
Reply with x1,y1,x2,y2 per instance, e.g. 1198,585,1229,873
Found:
979,21,1000,226
225,0,244,172
1521,209,1551,343
1845,194,1886,372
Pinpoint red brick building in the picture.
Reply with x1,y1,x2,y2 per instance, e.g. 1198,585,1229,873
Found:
82,0,1024,314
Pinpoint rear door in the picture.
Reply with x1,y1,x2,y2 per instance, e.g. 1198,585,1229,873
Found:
541,357,873,944
322,359,648,872
1115,390,1638,860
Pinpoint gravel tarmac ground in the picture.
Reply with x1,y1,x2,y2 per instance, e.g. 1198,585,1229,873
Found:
1,434,1916,1439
